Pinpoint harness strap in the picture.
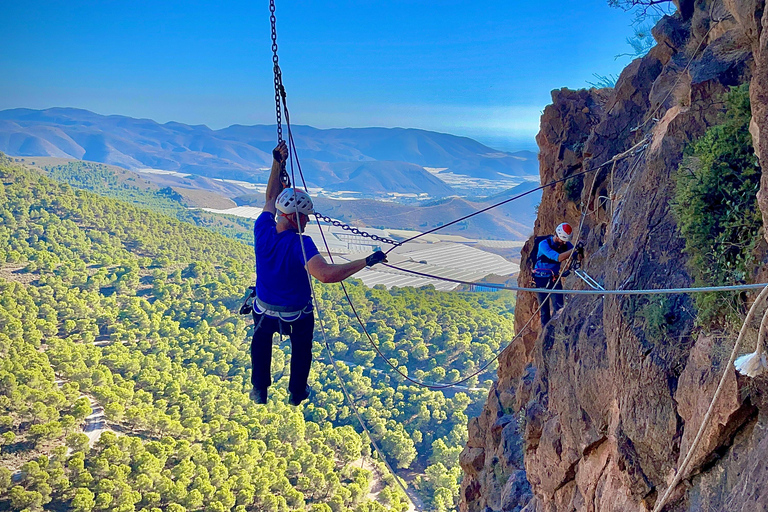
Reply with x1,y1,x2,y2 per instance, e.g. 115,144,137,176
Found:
535,236,560,266
253,312,267,331
255,296,307,314
253,296,313,322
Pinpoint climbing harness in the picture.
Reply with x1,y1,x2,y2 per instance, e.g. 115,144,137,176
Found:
240,286,312,320
253,297,312,321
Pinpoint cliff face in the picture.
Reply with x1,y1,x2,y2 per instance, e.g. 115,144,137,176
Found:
461,1,768,511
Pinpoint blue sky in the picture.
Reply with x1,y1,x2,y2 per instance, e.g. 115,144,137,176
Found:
1,0,649,151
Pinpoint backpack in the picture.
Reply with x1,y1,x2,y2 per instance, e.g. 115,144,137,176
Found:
526,235,551,272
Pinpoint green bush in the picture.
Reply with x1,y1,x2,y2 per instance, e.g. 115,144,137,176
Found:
672,84,762,327
564,175,584,203
637,296,678,340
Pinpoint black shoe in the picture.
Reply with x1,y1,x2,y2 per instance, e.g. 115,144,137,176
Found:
289,386,312,406
249,387,267,405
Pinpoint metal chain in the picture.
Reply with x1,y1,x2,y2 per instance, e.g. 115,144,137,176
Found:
269,0,282,143
314,213,402,247
269,0,290,188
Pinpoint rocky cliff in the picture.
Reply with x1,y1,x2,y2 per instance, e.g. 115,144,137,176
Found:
460,1,768,511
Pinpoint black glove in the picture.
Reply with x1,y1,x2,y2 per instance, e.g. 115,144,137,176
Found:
575,241,585,259
366,250,388,267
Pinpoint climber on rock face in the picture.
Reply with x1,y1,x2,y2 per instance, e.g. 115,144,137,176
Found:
249,140,388,406
532,222,576,327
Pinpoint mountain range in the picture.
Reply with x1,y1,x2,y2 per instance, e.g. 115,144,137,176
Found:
236,180,541,240
0,107,538,196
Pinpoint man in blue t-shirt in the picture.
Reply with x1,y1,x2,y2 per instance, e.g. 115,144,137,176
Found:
532,222,575,327
250,141,388,405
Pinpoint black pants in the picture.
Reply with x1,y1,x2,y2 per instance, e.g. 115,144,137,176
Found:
250,312,314,396
534,275,563,327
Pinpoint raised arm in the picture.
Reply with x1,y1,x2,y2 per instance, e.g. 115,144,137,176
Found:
263,141,288,215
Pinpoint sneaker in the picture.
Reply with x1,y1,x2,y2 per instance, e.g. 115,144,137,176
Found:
289,386,313,406
249,387,268,405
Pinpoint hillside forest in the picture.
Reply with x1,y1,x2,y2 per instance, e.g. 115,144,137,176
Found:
0,155,516,512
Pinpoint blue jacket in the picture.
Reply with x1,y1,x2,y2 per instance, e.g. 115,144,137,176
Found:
533,236,573,276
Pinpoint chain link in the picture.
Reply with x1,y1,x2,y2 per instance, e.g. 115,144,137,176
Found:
269,0,290,188
314,213,401,247
269,0,282,143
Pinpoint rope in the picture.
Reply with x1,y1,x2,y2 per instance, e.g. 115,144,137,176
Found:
282,104,578,390
263,8,741,510
610,159,616,219
386,137,650,253
317,185,588,391
287,121,587,390
286,119,416,507
268,4,414,506
758,310,768,359
324,226,558,390
583,154,623,219
651,284,768,512
294,139,509,390
735,308,768,377
378,264,768,295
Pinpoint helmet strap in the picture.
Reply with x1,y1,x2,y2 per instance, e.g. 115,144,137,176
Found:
279,212,300,230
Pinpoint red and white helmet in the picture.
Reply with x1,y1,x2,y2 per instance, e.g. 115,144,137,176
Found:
276,188,314,216
555,222,573,242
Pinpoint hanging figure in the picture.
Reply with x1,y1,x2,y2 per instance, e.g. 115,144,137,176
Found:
532,222,576,327
250,141,388,405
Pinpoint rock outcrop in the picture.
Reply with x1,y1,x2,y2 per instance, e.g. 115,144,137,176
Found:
461,1,768,511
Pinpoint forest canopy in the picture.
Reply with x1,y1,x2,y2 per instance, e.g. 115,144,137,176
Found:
0,156,515,512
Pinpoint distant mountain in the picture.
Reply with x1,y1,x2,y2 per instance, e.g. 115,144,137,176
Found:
474,180,542,219
0,108,538,196
236,180,541,240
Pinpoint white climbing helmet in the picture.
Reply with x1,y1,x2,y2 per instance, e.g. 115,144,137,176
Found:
276,188,315,216
555,222,573,242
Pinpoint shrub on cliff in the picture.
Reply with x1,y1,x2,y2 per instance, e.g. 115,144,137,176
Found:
672,84,762,327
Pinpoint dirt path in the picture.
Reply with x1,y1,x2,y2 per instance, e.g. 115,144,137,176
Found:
397,470,426,511
55,378,118,452
354,457,386,501
352,457,424,511
82,398,110,448
0,264,35,285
